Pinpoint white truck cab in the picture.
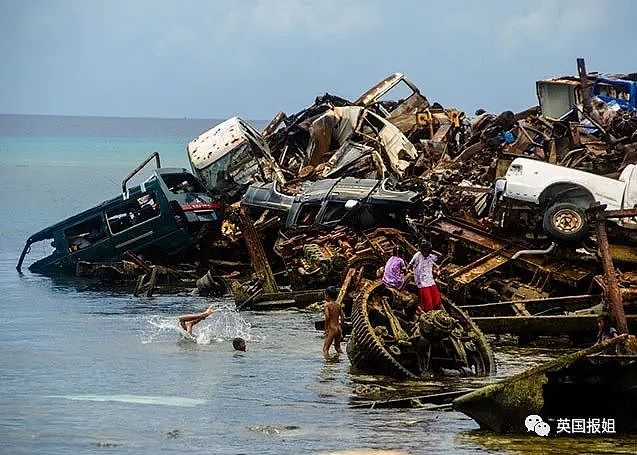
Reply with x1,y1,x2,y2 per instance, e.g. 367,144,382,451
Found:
496,158,637,241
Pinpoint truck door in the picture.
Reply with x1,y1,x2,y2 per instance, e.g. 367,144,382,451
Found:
620,165,637,228
621,165,637,208
106,192,162,252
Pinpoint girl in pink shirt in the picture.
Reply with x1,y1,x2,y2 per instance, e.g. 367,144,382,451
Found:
383,245,406,289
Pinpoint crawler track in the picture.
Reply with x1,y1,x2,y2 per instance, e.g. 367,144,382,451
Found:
349,279,419,379
348,278,496,379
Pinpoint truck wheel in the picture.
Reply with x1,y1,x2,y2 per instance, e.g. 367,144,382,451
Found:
543,202,587,242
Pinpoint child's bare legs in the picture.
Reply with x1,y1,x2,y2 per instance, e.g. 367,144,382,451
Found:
179,306,213,333
323,329,343,358
323,332,335,358
334,330,343,354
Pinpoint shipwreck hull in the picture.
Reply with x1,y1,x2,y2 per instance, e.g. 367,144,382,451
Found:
347,278,495,380
453,335,637,433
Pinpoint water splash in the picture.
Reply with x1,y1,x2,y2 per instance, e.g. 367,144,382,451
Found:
248,425,301,436
142,302,252,345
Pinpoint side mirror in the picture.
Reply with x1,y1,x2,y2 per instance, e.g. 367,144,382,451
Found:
345,199,359,209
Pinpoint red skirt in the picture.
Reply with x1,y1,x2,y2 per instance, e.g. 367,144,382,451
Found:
418,284,441,312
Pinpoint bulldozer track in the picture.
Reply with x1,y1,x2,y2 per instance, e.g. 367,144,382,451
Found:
349,279,420,380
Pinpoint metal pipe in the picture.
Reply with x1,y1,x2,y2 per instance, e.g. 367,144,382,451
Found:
592,209,628,334
121,152,161,199
511,242,556,260
577,58,592,115
16,240,32,273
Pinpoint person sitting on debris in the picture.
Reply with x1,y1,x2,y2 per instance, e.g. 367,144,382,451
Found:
323,286,345,358
178,305,214,334
383,246,406,290
408,241,441,313
595,312,618,345
233,337,246,352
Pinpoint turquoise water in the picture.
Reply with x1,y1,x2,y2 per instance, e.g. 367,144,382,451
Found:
1,115,634,454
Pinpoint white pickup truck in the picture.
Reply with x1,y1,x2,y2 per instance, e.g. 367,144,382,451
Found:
495,158,637,242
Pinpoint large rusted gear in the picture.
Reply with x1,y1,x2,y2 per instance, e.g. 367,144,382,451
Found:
348,279,420,379
347,278,495,379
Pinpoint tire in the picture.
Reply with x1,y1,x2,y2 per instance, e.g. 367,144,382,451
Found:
542,202,588,242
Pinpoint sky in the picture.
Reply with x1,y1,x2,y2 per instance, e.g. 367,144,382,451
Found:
1,0,636,120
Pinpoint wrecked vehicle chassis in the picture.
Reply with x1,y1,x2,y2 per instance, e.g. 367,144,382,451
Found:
347,278,495,380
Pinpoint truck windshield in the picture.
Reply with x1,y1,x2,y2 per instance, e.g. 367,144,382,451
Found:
160,173,207,194
594,82,631,103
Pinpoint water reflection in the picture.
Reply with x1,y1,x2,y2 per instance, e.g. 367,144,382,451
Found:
458,430,637,455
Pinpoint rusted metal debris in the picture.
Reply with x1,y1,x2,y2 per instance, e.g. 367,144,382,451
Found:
588,204,637,334
453,334,637,433
29,60,636,355
347,277,495,379
235,206,279,295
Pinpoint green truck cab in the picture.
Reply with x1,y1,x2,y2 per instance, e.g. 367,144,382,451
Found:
17,153,221,274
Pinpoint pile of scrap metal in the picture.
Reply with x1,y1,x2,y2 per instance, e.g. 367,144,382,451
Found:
395,60,637,225
187,60,637,244
21,59,637,346
187,73,467,202
184,72,471,306
185,60,636,329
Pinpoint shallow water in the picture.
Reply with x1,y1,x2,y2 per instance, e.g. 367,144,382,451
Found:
1,115,634,454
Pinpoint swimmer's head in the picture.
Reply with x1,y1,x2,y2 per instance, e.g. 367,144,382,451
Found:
233,337,246,352
325,286,339,300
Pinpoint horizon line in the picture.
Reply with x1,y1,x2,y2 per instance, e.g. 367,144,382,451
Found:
0,112,269,122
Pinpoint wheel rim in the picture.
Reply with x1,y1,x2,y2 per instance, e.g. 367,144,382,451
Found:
552,208,583,233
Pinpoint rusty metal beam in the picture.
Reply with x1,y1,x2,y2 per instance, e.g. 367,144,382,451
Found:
123,251,153,274
460,294,595,311
599,208,637,219
473,315,637,335
430,217,593,287
237,206,279,294
262,111,286,137
589,204,628,334
577,58,592,115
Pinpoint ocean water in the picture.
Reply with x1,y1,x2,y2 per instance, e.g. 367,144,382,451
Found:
0,114,634,455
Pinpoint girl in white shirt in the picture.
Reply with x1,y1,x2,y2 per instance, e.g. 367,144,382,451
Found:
409,241,441,313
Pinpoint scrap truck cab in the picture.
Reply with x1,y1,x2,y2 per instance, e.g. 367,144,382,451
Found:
241,177,419,231
592,75,637,111
491,158,637,243
536,72,637,120
17,153,221,274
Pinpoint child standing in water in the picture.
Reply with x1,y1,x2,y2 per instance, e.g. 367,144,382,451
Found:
409,241,441,313
323,286,345,358
383,245,406,290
